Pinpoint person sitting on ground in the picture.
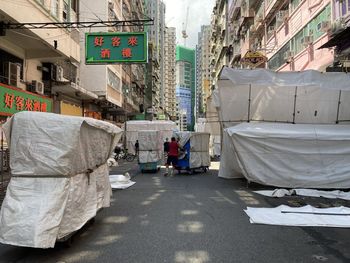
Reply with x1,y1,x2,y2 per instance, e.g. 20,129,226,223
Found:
164,137,179,176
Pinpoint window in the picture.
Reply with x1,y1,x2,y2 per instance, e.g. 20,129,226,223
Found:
268,5,331,70
51,0,59,17
340,0,350,16
290,0,301,12
71,0,78,12
63,1,69,22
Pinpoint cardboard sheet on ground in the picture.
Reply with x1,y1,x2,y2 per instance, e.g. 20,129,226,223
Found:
245,205,350,227
109,174,135,189
254,189,350,200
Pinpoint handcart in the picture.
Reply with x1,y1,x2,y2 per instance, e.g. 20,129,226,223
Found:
175,132,210,174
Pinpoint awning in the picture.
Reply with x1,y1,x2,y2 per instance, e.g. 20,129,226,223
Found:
318,27,350,49
52,82,98,100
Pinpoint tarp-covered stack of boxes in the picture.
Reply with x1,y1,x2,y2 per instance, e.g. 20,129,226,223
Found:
0,112,123,248
216,67,350,188
125,120,177,155
175,132,210,171
195,111,221,158
138,130,162,172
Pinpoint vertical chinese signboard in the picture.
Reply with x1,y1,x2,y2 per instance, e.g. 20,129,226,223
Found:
0,83,52,116
85,32,148,64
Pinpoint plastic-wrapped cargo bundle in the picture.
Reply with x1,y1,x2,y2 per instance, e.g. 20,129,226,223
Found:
0,112,123,248
125,120,177,155
176,132,210,169
138,130,162,164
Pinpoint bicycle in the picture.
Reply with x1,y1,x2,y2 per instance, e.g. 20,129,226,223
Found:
114,148,136,162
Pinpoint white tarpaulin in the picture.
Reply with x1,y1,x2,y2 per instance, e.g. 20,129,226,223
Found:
195,97,221,157
222,123,350,188
3,111,123,176
125,120,177,155
254,189,350,200
245,205,350,227
176,132,210,169
217,68,350,182
0,112,122,248
217,67,350,126
0,163,111,248
138,130,162,164
109,174,135,189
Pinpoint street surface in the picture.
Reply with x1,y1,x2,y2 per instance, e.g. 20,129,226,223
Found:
0,160,350,263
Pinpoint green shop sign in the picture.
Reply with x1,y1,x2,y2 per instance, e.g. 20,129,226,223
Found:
85,32,148,64
0,83,52,116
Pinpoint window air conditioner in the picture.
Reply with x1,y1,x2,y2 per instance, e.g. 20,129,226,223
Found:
301,36,312,46
317,21,330,32
32,80,44,94
56,66,69,82
283,51,294,60
8,62,21,87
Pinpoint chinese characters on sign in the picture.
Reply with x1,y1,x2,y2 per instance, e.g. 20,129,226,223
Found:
241,51,267,68
0,84,52,115
86,32,148,64
4,93,48,112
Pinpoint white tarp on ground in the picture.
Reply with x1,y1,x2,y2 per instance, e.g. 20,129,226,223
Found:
245,205,350,227
125,120,177,155
0,112,122,248
109,174,135,189
176,132,210,169
138,130,162,163
254,189,350,200
222,123,350,188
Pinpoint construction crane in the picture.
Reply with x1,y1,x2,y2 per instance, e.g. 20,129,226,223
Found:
182,6,189,46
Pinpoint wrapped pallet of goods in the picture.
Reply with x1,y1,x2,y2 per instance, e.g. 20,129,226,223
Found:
0,112,123,248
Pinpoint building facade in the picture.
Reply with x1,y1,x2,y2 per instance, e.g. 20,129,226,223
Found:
196,25,212,118
79,0,146,124
223,0,334,72
210,0,229,87
164,27,177,119
0,0,97,121
318,0,350,71
176,46,196,131
209,0,341,89
146,0,165,118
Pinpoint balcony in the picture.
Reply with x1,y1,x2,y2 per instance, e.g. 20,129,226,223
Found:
254,2,265,32
229,0,241,20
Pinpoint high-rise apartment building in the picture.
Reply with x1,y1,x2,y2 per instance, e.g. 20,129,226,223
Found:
196,25,212,118
210,0,229,87
226,0,334,71
210,0,340,87
176,46,196,131
79,0,145,124
146,0,165,117
164,27,177,119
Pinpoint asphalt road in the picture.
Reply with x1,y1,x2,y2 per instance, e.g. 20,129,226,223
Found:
0,161,350,263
